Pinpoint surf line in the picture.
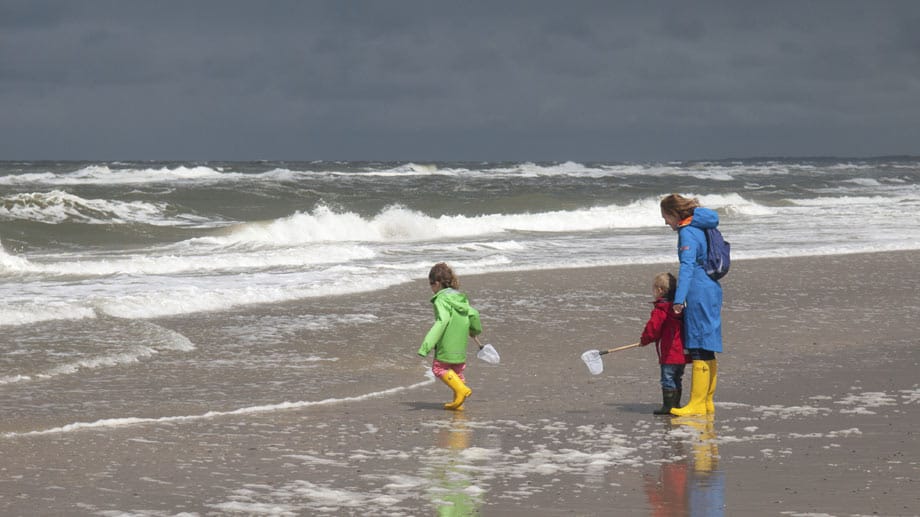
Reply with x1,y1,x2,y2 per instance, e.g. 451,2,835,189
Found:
3,374,436,439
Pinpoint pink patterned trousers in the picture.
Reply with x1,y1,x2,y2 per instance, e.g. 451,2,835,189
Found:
432,359,466,381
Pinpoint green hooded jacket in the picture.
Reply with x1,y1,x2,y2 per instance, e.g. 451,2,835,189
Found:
418,288,482,364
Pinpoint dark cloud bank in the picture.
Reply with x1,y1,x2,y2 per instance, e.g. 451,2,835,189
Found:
1,1,918,161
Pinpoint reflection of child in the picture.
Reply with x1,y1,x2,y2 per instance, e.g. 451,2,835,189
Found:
643,459,689,516
640,272,690,415
432,413,480,515
417,263,482,411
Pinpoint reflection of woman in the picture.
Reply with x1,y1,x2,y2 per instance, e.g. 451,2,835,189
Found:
645,416,725,516
659,194,723,416
672,416,724,515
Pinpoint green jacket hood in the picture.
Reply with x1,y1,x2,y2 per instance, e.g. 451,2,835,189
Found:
430,288,473,315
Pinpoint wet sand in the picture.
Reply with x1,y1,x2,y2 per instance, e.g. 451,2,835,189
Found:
1,251,918,515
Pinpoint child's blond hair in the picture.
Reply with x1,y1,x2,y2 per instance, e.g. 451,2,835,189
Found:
654,272,677,301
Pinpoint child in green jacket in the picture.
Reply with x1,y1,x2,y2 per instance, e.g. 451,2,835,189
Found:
418,262,482,410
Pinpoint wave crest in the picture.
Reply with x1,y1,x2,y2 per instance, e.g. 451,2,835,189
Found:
0,190,213,226
218,195,771,245
0,165,228,185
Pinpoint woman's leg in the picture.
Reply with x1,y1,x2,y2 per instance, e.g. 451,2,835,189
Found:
671,349,712,417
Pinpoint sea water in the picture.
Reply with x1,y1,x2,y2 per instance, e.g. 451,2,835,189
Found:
1,158,918,434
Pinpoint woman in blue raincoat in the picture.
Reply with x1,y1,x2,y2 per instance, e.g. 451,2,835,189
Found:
659,194,723,416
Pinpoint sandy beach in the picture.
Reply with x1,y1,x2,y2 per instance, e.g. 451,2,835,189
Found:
1,251,918,516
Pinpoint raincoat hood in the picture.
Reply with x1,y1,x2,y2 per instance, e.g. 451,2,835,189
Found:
430,288,474,315
689,207,720,230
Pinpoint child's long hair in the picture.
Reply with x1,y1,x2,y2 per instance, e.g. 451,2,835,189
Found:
660,193,700,220
654,272,677,302
429,262,460,289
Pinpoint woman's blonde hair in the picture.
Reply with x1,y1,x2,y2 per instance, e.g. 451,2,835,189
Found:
660,193,700,220
654,272,677,301
429,262,460,289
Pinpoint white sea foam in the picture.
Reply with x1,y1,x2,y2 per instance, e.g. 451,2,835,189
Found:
338,162,455,177
900,388,920,405
0,190,217,226
1,258,412,324
0,165,231,185
95,272,410,319
212,199,685,246
699,193,775,216
0,301,97,327
0,321,195,384
0,242,33,272
0,243,376,278
0,348,155,385
3,183,917,328
0,161,715,185
835,391,898,414
210,194,780,247
8,240,915,326
844,178,883,186
208,419,638,513
1,160,913,188
3,374,435,438
751,405,833,419
283,454,349,467
788,194,906,207
318,161,802,181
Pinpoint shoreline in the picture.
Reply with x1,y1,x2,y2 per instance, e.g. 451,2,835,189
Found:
0,250,917,515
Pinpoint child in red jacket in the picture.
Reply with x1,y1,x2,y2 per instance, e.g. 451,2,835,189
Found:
640,272,690,415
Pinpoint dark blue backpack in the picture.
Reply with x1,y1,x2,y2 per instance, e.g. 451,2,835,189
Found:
703,228,730,281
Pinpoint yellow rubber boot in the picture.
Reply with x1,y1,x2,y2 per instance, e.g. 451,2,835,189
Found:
706,359,718,414
670,360,710,417
440,370,472,411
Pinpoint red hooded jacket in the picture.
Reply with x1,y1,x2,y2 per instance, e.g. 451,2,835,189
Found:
640,298,690,365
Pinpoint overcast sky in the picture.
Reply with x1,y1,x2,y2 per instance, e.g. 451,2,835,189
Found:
1,1,919,162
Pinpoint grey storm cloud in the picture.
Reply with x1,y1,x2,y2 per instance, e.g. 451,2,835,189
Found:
1,1,919,161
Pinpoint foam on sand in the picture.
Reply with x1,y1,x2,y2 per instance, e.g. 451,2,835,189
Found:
3,374,435,438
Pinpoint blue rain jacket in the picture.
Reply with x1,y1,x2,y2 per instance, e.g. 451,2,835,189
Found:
673,207,723,352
